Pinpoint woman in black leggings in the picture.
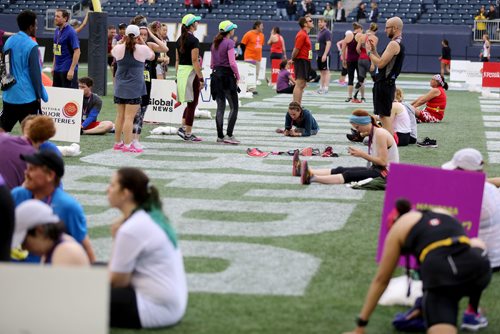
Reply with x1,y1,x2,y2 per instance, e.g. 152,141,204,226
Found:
344,201,491,334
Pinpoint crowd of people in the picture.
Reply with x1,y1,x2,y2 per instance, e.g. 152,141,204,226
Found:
1,6,499,333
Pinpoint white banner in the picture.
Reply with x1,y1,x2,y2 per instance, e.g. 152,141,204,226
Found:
202,51,212,72
466,62,484,86
450,60,470,82
237,61,256,90
39,46,46,63
41,87,83,143
198,69,217,109
144,79,186,124
259,57,267,80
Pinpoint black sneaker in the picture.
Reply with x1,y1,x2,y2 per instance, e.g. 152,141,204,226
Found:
346,129,363,142
361,97,366,103
177,127,186,140
417,137,438,148
344,97,352,102
184,134,202,142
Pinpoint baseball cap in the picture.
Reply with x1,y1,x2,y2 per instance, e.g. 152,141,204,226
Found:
219,20,238,32
182,14,201,27
125,24,140,38
442,148,484,171
20,150,65,178
69,19,81,27
118,23,127,29
12,200,60,248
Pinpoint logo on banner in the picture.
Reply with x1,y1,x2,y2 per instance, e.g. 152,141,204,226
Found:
482,62,500,88
62,102,79,118
149,93,182,113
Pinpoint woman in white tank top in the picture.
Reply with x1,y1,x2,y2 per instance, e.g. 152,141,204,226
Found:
481,33,490,62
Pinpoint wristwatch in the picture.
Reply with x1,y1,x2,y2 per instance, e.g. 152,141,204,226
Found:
367,51,371,56
356,316,369,327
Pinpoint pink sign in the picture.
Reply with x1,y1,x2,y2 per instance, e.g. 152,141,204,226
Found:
377,163,485,267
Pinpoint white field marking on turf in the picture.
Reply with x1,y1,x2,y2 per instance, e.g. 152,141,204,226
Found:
91,238,321,296
486,141,500,151
489,152,500,164
483,116,500,121
75,193,356,236
481,108,500,113
64,165,363,195
486,132,500,140
483,122,500,128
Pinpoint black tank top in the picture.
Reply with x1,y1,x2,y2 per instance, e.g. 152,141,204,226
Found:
374,36,405,82
402,211,467,262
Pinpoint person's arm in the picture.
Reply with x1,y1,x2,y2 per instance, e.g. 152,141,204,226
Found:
175,49,180,75
411,88,440,108
289,72,296,85
267,33,278,45
284,112,292,133
291,33,304,61
81,97,102,128
282,36,287,58
368,39,399,69
323,40,332,61
356,34,363,54
81,235,96,263
300,110,313,137
192,47,203,79
227,47,240,81
110,271,133,288
487,177,500,187
51,242,90,266
341,37,349,66
74,11,89,33
146,28,168,52
28,46,44,102
348,129,389,167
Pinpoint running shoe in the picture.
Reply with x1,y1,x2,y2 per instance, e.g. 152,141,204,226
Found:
351,98,362,103
132,139,144,149
224,136,240,145
316,89,324,95
461,311,488,331
321,146,339,158
246,148,269,157
301,147,313,156
292,150,301,176
122,143,143,153
346,129,363,143
177,127,186,140
344,97,352,102
416,137,438,148
300,160,311,185
361,97,366,103
185,134,202,142
113,142,124,150
217,137,225,143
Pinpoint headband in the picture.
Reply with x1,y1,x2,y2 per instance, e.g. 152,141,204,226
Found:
432,74,444,86
349,115,371,125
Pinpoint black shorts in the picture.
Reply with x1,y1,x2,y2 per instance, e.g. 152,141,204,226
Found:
270,52,284,60
316,56,330,71
114,96,142,105
53,70,78,89
373,79,395,117
110,286,142,328
341,66,348,76
330,166,383,183
294,58,311,81
0,100,40,132
422,247,491,328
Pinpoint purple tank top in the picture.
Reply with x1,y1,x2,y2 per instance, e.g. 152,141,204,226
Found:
346,33,359,62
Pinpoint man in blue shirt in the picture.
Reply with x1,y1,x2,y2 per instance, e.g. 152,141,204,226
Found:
52,9,81,88
11,150,95,263
0,10,48,132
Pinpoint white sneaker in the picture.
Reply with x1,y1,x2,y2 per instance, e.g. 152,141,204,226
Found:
132,139,144,149
223,136,240,145
256,80,262,85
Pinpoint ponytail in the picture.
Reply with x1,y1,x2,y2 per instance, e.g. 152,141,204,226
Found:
125,34,137,53
179,25,189,54
213,31,229,50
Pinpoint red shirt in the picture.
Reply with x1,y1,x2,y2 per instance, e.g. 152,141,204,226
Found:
426,86,447,112
270,34,284,54
294,29,311,60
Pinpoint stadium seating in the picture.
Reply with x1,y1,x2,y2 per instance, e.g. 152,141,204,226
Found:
0,0,493,25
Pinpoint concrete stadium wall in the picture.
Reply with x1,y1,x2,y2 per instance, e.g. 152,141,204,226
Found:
1,14,498,73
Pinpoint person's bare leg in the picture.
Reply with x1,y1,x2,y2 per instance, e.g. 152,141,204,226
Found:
114,104,125,143
348,85,353,98
312,174,345,184
83,121,114,135
427,324,456,334
379,115,394,135
293,79,306,105
123,104,139,145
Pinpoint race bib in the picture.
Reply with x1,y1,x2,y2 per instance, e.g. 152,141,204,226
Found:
315,43,320,51
308,50,313,60
53,44,62,56
144,70,150,82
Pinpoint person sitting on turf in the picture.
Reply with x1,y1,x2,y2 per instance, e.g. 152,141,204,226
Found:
343,201,491,334
78,77,114,135
107,167,187,329
279,102,319,137
12,199,89,266
411,74,448,123
295,109,398,184
391,88,417,146
276,59,296,94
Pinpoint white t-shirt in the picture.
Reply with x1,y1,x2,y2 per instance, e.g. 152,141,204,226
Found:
393,103,412,134
480,182,500,269
110,210,188,328
111,44,154,62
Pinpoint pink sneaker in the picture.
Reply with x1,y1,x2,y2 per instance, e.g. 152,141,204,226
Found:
122,143,143,153
113,142,124,150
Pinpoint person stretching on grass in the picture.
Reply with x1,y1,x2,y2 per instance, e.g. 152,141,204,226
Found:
293,109,398,184
278,102,319,137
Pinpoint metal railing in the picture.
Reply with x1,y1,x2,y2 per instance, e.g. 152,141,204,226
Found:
473,19,500,42
308,15,335,41
45,9,57,31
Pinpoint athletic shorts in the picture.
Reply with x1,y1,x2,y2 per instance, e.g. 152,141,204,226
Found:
418,108,444,123
330,166,383,183
270,52,284,60
294,58,311,80
316,56,330,71
114,97,142,105
53,70,78,89
0,100,40,132
83,121,101,130
358,59,371,80
373,79,395,117
440,59,451,65
422,247,491,328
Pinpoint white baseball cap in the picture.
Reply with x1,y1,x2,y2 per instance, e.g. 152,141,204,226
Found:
125,24,140,38
12,200,60,248
442,148,484,171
